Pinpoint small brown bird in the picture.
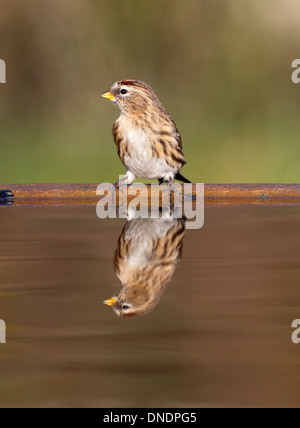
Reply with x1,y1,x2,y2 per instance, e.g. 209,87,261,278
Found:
104,216,186,317
102,80,191,186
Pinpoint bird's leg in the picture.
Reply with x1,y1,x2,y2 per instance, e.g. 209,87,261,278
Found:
115,172,136,216
168,178,175,215
124,171,136,185
159,177,176,216
114,171,136,189
114,176,126,189
168,177,174,190
169,176,186,215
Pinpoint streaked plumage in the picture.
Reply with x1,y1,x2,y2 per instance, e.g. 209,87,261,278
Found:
102,80,191,186
104,216,186,317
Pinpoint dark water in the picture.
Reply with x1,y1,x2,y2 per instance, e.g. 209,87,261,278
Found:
0,206,300,408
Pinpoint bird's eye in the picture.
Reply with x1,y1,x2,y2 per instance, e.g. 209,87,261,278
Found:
120,89,128,95
122,305,130,311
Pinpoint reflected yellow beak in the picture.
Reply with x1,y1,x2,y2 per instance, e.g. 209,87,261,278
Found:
102,91,116,101
103,297,117,307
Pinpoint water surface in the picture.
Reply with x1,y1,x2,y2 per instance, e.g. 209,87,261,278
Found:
0,206,299,407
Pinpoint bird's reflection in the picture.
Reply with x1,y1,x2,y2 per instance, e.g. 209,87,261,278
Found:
104,213,186,317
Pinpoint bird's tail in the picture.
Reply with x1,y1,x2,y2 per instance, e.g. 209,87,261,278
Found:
174,172,192,184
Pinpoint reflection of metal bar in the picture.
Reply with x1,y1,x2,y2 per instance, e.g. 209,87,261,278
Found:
0,184,299,207
0,200,13,206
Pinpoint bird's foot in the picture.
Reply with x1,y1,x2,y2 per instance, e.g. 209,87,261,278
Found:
114,180,127,194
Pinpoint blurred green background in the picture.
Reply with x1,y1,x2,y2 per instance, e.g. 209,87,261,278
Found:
0,0,299,184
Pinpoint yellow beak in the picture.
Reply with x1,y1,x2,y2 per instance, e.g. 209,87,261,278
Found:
103,297,117,307
102,91,116,101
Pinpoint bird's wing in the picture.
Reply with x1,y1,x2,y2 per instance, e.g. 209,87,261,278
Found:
152,130,186,168
112,121,127,166
172,122,183,150
112,121,120,147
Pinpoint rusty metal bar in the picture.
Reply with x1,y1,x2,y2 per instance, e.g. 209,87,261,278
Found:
0,184,299,207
